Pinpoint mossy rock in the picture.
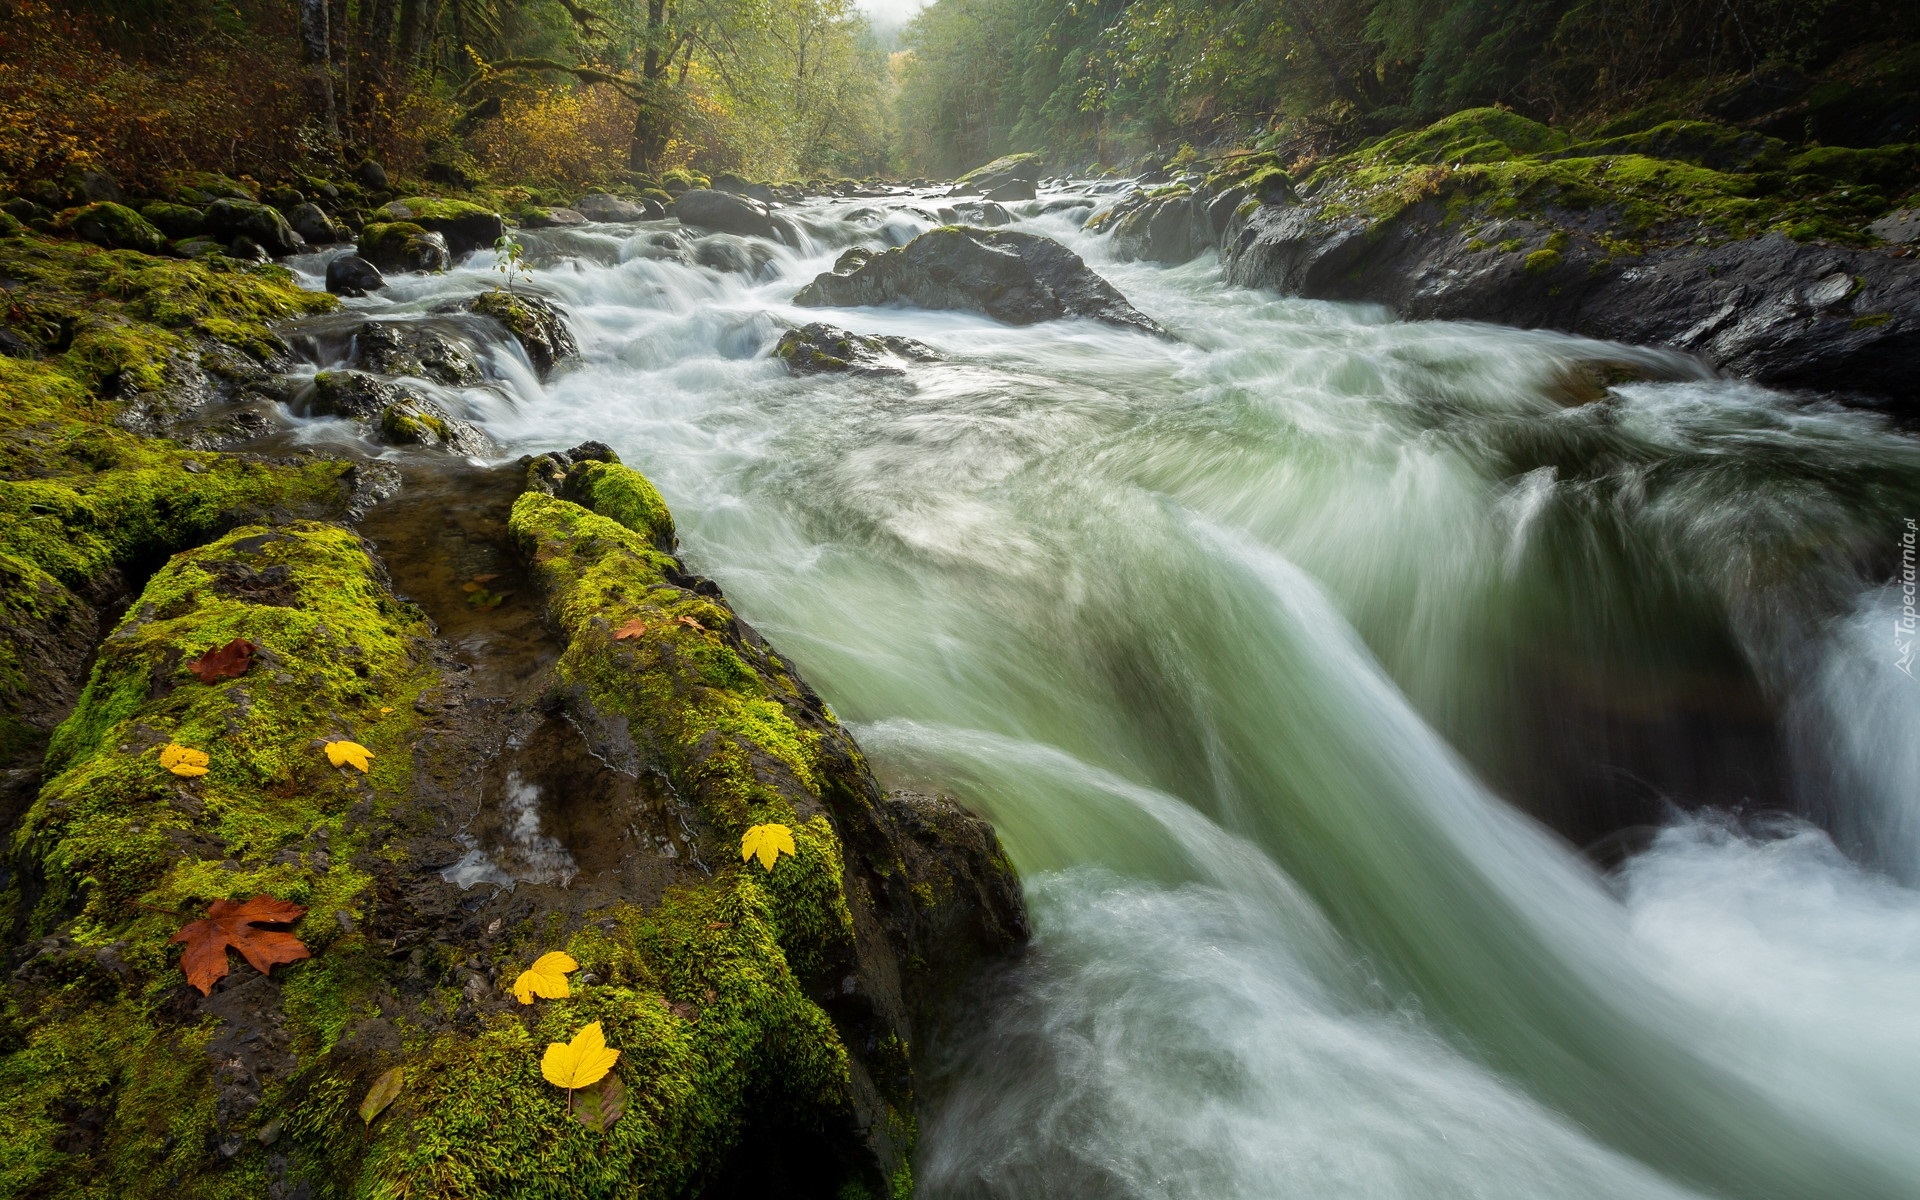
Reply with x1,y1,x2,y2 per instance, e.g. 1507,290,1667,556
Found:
138,201,206,240
167,171,256,206
1371,108,1571,165
373,197,505,257
357,221,450,274
1786,144,1920,190
63,203,167,255
1551,121,1790,173
955,152,1044,188
465,291,578,379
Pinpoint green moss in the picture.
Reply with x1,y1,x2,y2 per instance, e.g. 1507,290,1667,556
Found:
1851,311,1893,329
61,203,167,255
955,152,1042,186
376,196,496,223
1369,107,1571,165
560,458,676,552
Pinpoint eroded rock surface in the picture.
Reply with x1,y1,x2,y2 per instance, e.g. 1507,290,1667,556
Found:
795,226,1167,336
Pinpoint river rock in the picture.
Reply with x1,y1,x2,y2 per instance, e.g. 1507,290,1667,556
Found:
139,201,206,240
774,322,940,375
288,202,346,245
794,226,1167,335
1871,208,1920,244
694,237,779,279
304,369,490,454
984,178,1037,202
673,188,780,239
1224,195,1920,411
204,198,306,256
326,254,387,297
350,318,482,385
65,202,167,254
374,198,505,257
573,193,658,223
464,291,578,378
354,158,389,190
953,152,1042,196
520,206,587,228
358,221,451,274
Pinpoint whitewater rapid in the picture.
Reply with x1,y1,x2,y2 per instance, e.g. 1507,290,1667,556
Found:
291,189,1920,1199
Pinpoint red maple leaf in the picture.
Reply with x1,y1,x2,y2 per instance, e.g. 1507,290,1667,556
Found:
188,638,257,684
169,895,311,995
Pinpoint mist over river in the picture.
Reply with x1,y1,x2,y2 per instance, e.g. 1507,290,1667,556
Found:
292,187,1920,1200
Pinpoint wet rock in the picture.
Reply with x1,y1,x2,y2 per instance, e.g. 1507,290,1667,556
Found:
953,152,1042,196
325,254,386,298
948,199,1012,227
65,202,167,254
983,178,1037,202
519,206,586,229
373,198,506,258
350,319,481,385
773,322,939,375
288,202,345,245
173,235,227,260
572,193,657,223
673,188,780,240
304,369,490,454
204,198,306,257
711,173,775,202
795,226,1167,336
464,291,578,378
1872,208,1920,245
1223,197,1920,411
694,237,778,279
358,221,451,274
226,236,271,263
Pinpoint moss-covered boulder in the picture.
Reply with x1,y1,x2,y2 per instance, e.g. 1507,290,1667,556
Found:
203,199,304,258
63,203,167,255
464,291,577,379
302,370,492,456
953,152,1043,193
138,202,207,241
0,439,1024,1197
373,198,504,258
356,221,450,274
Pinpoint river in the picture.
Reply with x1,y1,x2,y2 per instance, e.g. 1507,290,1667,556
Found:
292,189,1920,1199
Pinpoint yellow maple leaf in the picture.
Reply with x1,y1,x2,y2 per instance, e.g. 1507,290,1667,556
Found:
542,1021,620,1094
159,743,210,777
740,823,796,872
324,740,373,772
512,951,579,1004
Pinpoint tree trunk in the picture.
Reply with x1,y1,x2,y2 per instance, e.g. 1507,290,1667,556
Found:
630,0,672,171
298,0,342,154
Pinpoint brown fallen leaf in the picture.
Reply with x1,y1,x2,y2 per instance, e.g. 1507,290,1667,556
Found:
169,895,311,995
613,619,649,641
471,574,501,584
675,615,704,631
702,988,716,1003
188,638,257,684
359,1065,404,1127
704,922,732,931
573,1073,626,1132
667,999,698,1021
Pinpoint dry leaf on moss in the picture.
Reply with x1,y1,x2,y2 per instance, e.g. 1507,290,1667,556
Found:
613,619,649,640
543,1021,621,1105
573,1073,626,1131
359,1065,404,1126
159,743,210,777
512,951,578,1004
740,823,796,872
169,895,309,994
324,740,373,772
188,637,257,683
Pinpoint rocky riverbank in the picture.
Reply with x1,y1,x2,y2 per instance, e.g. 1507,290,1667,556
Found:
0,210,1026,1198
1087,108,1920,413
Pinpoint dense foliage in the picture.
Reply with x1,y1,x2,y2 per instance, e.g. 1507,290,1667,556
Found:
0,0,891,191
894,0,1920,173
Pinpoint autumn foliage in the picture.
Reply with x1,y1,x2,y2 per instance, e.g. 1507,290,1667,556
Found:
169,895,311,995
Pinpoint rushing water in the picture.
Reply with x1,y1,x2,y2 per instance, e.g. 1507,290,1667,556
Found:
291,190,1920,1199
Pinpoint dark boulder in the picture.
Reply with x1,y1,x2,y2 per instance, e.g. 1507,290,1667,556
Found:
464,291,578,378
949,200,1013,227
712,173,776,202
172,236,226,260
373,198,506,258
303,369,491,454
288,202,346,245
138,201,206,240
65,202,166,254
774,322,940,375
674,188,781,240
226,236,271,263
350,319,482,385
694,238,779,280
358,221,451,274
794,226,1167,336
354,158,389,190
204,198,305,256
74,169,124,204
326,254,387,298
520,206,587,228
984,178,1037,202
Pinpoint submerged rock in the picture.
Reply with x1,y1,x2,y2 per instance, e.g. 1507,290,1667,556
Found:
350,319,481,385
325,253,386,297
464,290,578,378
304,369,491,454
794,226,1167,335
773,321,940,375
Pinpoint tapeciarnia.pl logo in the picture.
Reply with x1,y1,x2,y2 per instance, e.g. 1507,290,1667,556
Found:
1899,517,1917,679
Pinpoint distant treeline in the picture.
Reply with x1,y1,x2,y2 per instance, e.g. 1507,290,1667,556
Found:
893,0,1920,174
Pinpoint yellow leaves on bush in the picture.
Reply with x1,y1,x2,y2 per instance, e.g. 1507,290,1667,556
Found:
159,742,209,776
467,83,639,190
741,823,796,872
324,740,373,772
359,1065,405,1126
543,1021,620,1102
512,951,578,1004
